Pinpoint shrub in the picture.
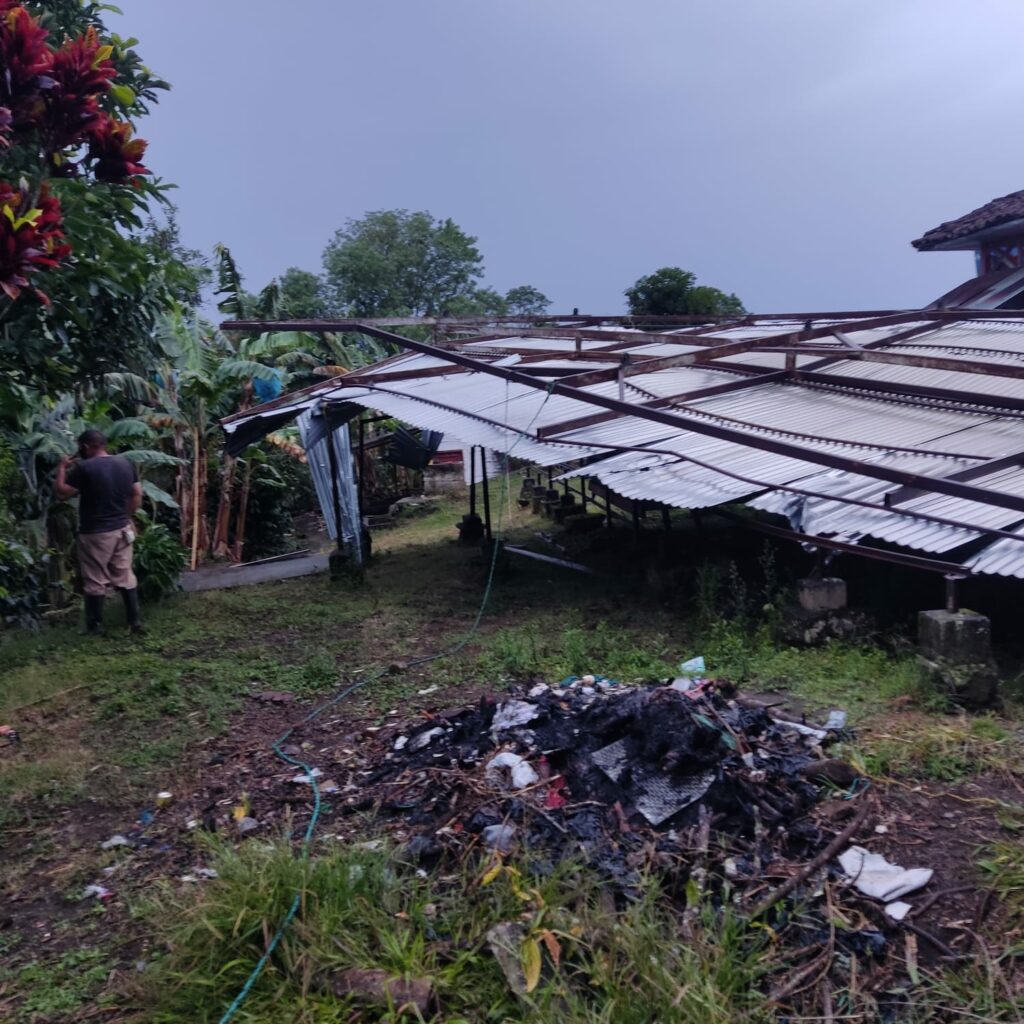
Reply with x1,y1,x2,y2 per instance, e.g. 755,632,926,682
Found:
0,536,48,627
133,517,187,601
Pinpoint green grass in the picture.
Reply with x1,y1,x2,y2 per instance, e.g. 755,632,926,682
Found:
142,839,775,1024
0,946,115,1022
859,714,1023,782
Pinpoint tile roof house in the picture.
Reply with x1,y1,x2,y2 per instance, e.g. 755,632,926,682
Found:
914,190,1024,308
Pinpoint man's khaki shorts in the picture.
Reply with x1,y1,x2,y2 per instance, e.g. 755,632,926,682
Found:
78,526,137,596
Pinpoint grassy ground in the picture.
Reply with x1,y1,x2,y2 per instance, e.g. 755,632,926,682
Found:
1,482,1022,1022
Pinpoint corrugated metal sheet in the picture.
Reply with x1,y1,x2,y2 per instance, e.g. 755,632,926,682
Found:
221,314,1024,579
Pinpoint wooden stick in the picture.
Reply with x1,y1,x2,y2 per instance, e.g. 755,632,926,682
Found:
748,800,871,919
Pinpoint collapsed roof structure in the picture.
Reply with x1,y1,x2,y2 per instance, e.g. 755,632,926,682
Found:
221,308,1024,583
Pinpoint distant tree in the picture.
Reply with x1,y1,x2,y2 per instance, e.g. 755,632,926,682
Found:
322,209,484,317
504,284,550,316
624,267,744,318
442,286,507,317
279,267,329,319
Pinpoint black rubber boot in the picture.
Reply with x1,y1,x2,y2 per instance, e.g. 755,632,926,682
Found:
120,587,144,634
83,594,105,635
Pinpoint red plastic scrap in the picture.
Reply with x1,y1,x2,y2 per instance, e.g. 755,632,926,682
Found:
544,775,568,809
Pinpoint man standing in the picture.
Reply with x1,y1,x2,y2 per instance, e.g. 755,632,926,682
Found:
54,429,144,634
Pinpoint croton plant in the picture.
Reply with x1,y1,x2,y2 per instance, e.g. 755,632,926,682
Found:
0,0,150,302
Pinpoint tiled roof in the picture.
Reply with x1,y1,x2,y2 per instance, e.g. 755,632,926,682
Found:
913,190,1024,250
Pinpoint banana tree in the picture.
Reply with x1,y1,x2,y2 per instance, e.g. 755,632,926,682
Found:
150,309,281,569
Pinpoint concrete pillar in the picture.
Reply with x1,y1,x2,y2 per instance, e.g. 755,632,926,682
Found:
917,609,998,708
797,577,847,613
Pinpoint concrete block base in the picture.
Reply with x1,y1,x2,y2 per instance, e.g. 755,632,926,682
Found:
918,609,991,663
797,577,847,613
918,610,998,708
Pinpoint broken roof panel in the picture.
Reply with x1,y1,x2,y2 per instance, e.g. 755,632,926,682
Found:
220,310,1024,578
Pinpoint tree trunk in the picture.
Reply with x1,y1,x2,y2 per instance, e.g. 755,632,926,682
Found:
211,453,236,559
231,459,253,563
189,427,202,571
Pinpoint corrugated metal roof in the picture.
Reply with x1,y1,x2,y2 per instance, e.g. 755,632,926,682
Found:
221,312,1024,579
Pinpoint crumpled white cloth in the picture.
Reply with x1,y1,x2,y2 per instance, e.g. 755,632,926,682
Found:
838,845,933,902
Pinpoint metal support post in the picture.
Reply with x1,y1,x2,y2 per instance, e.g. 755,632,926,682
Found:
481,451,493,542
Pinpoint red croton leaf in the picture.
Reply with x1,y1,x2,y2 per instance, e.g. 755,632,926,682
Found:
44,25,115,148
87,113,150,183
0,181,72,303
0,4,54,127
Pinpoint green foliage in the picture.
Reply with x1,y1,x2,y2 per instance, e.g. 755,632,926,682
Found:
279,266,329,318
142,841,773,1024
1,2,185,398
133,516,186,601
0,536,48,627
624,266,745,317
505,284,551,316
861,715,1019,781
322,209,485,317
479,619,675,682
0,945,113,1022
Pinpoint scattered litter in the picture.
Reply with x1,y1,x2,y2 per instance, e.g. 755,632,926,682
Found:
490,700,539,736
290,768,323,784
838,846,934,902
320,779,340,794
254,690,295,704
592,739,716,826
482,823,517,853
236,816,259,833
101,834,130,850
417,685,439,696
874,824,890,835
823,710,848,731
679,656,706,677
82,884,113,901
393,736,409,751
185,818,199,830
156,791,174,807
885,901,913,922
408,727,445,752
0,724,19,743
485,752,540,790
137,808,155,826
528,684,549,698
325,969,435,1014
486,921,531,998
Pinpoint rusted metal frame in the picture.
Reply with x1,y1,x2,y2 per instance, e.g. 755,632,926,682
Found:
536,371,791,439
323,323,1024,516
712,509,971,577
763,346,1024,383
798,321,941,373
553,313,925,390
551,437,1024,547
794,370,1024,414
884,448,1024,507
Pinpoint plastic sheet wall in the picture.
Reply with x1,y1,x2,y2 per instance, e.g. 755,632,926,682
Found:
297,407,364,565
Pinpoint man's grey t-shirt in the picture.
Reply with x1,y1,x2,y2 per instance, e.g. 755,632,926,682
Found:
66,455,138,534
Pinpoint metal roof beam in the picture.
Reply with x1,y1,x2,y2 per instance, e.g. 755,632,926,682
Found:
536,371,790,439
307,323,1024,517
795,369,1024,414
779,346,1024,383
884,449,1024,507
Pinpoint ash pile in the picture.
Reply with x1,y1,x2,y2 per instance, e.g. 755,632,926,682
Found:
350,672,857,887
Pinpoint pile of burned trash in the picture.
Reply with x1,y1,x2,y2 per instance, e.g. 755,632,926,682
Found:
338,671,861,893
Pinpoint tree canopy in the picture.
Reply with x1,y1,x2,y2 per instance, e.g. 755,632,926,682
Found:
322,209,485,318
624,267,745,318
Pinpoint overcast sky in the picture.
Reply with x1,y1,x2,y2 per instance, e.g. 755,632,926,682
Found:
112,0,1024,315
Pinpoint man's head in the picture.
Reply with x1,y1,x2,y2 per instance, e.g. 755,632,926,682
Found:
77,429,108,459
